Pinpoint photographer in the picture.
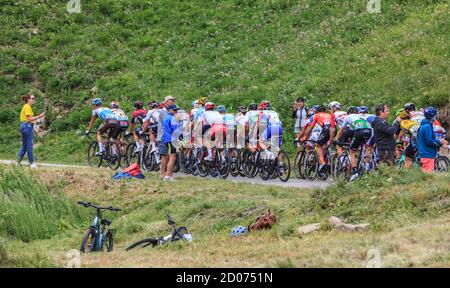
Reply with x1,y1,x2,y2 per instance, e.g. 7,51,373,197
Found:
292,97,307,138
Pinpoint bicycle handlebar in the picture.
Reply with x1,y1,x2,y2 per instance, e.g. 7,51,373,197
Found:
77,201,121,212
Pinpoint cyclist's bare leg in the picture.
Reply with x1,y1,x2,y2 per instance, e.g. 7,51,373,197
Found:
316,145,326,165
349,149,358,168
404,157,412,169
166,153,176,177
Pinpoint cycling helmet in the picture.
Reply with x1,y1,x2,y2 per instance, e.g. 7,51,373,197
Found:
395,108,405,117
91,98,102,106
423,107,438,119
328,101,341,110
404,103,416,112
358,106,369,114
231,226,248,237
316,104,326,113
216,105,226,113
159,102,165,109
398,110,410,120
258,101,271,110
205,102,216,111
134,100,144,109
197,97,208,106
192,100,198,108
238,106,247,114
347,106,359,114
148,101,159,109
248,103,257,111
110,101,120,109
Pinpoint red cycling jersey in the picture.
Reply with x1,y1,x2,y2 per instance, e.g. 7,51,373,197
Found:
310,112,336,129
131,109,147,125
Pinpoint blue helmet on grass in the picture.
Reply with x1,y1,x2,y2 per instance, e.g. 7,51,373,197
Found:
231,226,248,237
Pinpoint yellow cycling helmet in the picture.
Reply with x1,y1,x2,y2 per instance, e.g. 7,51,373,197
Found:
197,97,208,106
396,108,410,120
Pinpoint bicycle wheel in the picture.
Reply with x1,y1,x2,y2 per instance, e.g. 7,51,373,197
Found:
87,141,101,168
259,159,271,181
293,150,303,179
125,238,159,251
197,149,210,177
108,142,121,170
125,142,138,167
80,228,96,253
104,230,114,252
142,144,154,171
277,150,291,182
243,150,258,178
337,155,352,181
304,150,318,181
218,150,231,179
119,142,128,168
330,152,339,181
229,149,240,177
435,156,448,172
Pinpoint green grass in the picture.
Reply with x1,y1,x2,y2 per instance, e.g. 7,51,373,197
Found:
0,167,85,242
0,0,449,161
1,165,449,267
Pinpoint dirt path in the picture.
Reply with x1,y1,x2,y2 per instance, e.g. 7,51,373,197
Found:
0,159,332,189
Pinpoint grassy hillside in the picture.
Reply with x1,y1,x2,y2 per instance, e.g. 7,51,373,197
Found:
1,0,449,162
1,165,449,267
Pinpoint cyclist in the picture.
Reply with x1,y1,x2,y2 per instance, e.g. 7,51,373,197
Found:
192,97,208,147
405,103,425,124
329,101,347,129
396,109,419,168
235,106,247,149
128,100,147,154
328,101,347,157
217,105,235,148
86,98,118,156
298,106,318,152
359,106,376,170
258,101,283,157
198,102,224,160
110,101,129,140
301,104,336,174
245,103,259,153
339,106,372,181
141,101,160,153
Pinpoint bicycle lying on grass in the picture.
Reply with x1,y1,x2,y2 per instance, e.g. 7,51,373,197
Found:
125,213,192,250
78,201,121,253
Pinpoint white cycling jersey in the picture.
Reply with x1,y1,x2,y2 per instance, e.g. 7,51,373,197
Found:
145,109,160,125
199,110,223,126
342,114,369,131
410,111,425,124
334,111,347,129
92,107,114,121
223,113,235,127
111,109,129,122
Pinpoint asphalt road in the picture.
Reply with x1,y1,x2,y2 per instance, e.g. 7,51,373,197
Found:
0,159,332,189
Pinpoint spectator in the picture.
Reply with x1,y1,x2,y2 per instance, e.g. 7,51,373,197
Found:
292,97,307,138
418,107,448,173
158,95,176,179
161,104,180,181
371,104,401,165
17,92,45,168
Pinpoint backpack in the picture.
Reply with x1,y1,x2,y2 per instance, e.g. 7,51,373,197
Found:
248,209,277,231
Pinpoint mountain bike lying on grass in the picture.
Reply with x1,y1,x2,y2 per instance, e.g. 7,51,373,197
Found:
78,201,121,253
125,213,192,251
